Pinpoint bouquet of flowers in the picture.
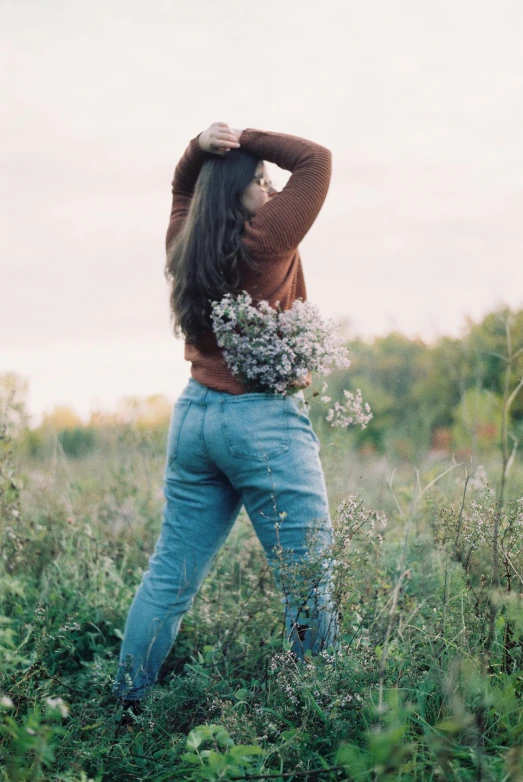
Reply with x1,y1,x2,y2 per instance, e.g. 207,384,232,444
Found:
210,292,372,429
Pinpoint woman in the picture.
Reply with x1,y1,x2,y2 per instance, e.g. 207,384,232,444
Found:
113,122,339,705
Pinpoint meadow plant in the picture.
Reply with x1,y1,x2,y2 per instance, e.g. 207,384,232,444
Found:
326,387,373,430
433,487,523,672
3,383,523,778
211,293,372,430
211,293,351,395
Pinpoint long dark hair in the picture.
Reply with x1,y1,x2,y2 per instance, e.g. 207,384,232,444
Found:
165,148,260,343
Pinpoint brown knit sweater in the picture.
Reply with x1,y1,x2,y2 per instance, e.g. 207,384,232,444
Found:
166,129,332,394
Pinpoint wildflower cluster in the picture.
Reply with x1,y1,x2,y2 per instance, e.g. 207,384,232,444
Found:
211,293,372,429
210,293,351,395
433,491,523,593
326,388,373,430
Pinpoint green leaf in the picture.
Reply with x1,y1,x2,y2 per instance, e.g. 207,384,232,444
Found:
215,729,234,747
204,750,226,769
180,752,201,764
229,745,264,757
186,730,203,750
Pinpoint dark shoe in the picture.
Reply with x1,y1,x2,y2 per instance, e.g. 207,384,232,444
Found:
116,699,144,734
122,699,143,715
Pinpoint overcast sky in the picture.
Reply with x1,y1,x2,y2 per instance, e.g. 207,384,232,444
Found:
1,0,522,422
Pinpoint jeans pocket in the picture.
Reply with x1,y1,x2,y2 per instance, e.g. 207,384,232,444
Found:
221,396,289,462
166,400,191,466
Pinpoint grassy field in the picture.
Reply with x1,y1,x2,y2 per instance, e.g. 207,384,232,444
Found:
2,417,523,781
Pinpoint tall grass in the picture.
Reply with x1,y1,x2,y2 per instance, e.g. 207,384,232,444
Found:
2,406,523,780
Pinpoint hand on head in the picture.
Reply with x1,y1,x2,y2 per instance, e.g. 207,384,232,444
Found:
198,122,243,156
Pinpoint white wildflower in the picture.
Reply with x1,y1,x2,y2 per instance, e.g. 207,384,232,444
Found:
210,293,372,430
326,389,373,430
45,697,69,718
211,293,350,395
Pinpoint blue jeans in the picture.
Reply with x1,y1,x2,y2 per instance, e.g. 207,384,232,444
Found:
114,379,338,700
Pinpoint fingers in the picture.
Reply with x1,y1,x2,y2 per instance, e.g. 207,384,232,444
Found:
206,123,241,155
210,123,240,144
213,147,238,156
211,137,241,152
216,141,240,149
220,142,241,149
212,122,234,137
216,129,240,143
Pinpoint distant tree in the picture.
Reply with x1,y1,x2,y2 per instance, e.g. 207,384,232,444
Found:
117,394,172,428
312,308,523,458
321,334,437,457
411,337,469,432
451,387,503,455
88,410,122,428
464,307,523,421
57,427,96,458
39,405,95,459
42,406,83,430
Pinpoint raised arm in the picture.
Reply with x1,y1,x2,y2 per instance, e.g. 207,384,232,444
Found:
238,129,332,259
166,123,241,250
166,136,206,250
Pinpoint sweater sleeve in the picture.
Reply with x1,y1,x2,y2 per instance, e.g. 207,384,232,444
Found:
166,134,207,250
239,129,332,260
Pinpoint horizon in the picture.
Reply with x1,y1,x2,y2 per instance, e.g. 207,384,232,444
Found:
6,301,519,427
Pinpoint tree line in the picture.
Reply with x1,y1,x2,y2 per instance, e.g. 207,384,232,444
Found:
2,306,522,461
312,306,523,460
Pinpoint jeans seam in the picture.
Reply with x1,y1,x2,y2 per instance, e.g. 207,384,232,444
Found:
167,400,191,466
200,388,212,461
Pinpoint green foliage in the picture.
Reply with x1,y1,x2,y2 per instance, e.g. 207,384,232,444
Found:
0,373,29,437
0,699,68,782
0,422,22,555
309,306,523,458
2,426,523,781
2,307,523,780
451,387,503,451
58,427,97,458
180,724,266,779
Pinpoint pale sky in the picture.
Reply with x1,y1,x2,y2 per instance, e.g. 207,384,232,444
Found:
1,0,522,423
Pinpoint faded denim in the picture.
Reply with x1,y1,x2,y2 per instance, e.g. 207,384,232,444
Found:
114,379,338,701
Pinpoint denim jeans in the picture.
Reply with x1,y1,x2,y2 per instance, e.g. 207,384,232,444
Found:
113,379,338,700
